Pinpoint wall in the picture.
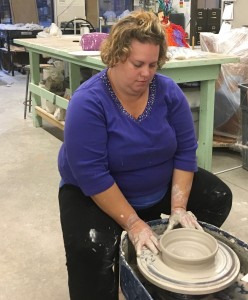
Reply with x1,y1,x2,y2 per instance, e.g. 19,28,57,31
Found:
232,0,247,28
54,0,85,26
85,0,99,29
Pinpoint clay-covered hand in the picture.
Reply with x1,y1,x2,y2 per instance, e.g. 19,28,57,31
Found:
127,218,160,256
166,208,203,231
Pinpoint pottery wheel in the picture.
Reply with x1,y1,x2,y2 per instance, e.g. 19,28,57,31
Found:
137,241,240,295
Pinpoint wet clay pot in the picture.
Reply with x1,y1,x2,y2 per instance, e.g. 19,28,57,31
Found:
159,228,218,271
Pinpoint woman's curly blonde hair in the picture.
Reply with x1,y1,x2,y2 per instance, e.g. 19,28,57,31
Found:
100,10,168,69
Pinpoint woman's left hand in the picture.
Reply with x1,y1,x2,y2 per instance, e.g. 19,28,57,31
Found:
166,208,203,231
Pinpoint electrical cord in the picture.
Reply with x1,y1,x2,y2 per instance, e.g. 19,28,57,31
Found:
61,18,95,34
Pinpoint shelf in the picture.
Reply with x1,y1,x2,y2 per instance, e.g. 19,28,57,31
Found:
35,106,65,130
0,47,25,53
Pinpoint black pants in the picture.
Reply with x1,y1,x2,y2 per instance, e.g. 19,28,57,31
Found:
58,167,232,300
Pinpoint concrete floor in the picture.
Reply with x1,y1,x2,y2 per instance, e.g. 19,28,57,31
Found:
0,70,248,300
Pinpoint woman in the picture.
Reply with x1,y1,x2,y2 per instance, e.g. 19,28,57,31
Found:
58,10,232,300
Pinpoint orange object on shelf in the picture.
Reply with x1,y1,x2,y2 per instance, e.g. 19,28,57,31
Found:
161,15,189,48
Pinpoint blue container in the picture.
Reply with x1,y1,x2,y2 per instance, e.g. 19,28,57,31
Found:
120,219,248,299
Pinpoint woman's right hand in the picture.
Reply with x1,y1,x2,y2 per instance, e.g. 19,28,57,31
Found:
127,217,160,256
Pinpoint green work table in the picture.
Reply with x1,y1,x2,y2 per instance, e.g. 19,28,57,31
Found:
14,36,239,171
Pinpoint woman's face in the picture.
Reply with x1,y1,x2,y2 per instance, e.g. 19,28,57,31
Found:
113,39,159,96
